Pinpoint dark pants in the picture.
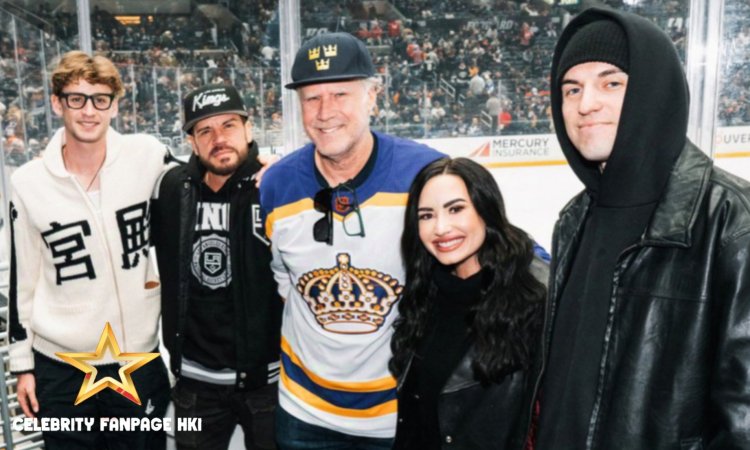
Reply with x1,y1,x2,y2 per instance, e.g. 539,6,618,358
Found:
34,350,170,450
275,406,394,450
171,377,277,449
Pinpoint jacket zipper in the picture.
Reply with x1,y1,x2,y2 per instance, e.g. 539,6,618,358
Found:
584,240,642,449
70,172,128,348
174,176,195,376
528,197,589,450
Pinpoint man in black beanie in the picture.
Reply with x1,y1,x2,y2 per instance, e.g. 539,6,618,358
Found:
532,7,750,449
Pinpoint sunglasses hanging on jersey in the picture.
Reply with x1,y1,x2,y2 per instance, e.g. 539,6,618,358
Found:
313,183,366,245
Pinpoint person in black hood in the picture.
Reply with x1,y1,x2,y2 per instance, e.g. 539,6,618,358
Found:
151,84,282,450
533,7,750,449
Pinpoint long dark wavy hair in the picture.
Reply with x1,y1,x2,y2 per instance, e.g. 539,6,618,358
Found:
390,157,546,384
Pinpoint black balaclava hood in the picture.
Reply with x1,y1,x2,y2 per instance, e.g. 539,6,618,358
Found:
550,7,689,206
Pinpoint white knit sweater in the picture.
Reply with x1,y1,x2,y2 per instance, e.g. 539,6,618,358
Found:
9,127,168,372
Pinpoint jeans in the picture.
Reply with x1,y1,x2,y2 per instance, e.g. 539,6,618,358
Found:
275,406,394,450
171,378,277,449
34,350,170,450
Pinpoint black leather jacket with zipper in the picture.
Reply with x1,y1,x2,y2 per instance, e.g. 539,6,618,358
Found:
394,256,549,450
532,143,750,449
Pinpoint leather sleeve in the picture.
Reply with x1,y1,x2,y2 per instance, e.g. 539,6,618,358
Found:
708,230,750,448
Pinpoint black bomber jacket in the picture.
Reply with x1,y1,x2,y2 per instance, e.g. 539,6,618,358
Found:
151,141,282,391
533,143,750,449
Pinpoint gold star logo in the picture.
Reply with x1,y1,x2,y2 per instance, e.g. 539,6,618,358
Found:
56,322,159,406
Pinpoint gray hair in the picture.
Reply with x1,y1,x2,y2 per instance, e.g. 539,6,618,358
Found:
362,76,383,94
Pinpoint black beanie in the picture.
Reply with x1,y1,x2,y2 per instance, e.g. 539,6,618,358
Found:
557,19,629,81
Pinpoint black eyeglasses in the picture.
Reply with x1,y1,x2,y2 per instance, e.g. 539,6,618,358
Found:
313,184,366,246
59,92,116,110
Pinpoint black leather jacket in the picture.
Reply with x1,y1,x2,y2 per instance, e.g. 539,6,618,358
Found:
151,143,283,391
396,353,532,450
395,257,549,450
533,143,750,449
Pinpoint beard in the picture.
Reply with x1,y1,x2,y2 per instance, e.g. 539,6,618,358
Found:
200,145,248,176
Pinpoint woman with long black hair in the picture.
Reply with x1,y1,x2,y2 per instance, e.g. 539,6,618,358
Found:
390,157,547,449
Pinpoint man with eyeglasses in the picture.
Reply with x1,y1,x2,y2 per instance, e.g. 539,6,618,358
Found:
260,32,443,448
8,50,170,448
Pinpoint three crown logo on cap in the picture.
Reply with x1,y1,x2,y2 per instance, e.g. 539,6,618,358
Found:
287,33,375,88
307,44,338,72
296,253,402,334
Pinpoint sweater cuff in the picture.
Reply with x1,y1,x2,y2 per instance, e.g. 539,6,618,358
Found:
9,346,35,373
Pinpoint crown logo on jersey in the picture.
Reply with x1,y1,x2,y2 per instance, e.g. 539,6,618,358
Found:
308,47,320,60
323,44,337,57
297,253,402,334
315,59,330,71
